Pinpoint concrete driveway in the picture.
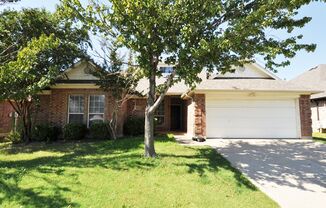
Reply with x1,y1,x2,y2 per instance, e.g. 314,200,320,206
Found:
177,137,326,208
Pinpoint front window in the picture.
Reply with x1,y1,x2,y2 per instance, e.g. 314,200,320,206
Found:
155,101,165,125
159,66,174,74
88,95,105,126
68,95,84,124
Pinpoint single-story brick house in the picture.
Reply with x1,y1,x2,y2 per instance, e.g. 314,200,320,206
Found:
291,64,326,133
0,60,317,139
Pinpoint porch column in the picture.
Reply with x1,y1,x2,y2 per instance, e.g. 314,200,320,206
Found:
194,94,206,137
299,95,312,139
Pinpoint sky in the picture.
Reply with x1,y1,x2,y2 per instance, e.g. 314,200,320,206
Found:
1,0,326,80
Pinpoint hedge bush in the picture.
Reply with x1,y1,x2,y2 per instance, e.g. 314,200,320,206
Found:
123,116,145,136
5,130,22,144
63,123,87,140
89,122,111,140
32,124,60,142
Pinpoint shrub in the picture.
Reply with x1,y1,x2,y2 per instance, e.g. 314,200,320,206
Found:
123,116,145,136
63,123,87,140
89,122,111,140
32,124,60,142
5,130,22,144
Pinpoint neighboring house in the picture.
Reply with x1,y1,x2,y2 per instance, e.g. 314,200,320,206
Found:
291,64,326,133
0,60,317,139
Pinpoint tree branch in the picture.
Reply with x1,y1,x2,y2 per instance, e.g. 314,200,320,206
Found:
7,99,21,116
148,69,176,114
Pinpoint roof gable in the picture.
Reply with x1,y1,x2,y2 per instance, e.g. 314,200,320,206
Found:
62,61,99,81
211,63,280,80
291,64,326,99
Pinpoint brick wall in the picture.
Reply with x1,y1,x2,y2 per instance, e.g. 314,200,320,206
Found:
0,101,14,133
34,95,50,125
48,89,127,136
299,95,312,139
193,94,206,137
1,91,192,136
127,98,146,118
127,96,189,132
0,98,51,134
127,97,171,132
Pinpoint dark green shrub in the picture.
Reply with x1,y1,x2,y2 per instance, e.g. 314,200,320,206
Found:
32,124,60,142
63,123,87,140
89,122,111,140
123,116,145,136
5,130,22,144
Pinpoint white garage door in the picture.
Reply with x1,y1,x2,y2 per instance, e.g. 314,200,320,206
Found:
206,99,299,138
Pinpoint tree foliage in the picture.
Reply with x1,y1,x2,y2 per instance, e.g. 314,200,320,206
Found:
91,40,140,140
0,0,20,5
0,8,89,142
60,0,317,156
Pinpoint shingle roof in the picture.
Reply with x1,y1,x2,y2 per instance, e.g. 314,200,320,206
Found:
291,64,326,99
136,77,318,95
195,79,317,92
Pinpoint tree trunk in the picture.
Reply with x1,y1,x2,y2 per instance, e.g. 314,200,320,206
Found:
22,108,32,144
108,120,117,140
8,99,32,143
144,109,156,157
144,62,157,157
108,101,119,140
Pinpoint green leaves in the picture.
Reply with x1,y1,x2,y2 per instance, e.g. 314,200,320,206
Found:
58,0,319,86
0,8,89,101
1,34,58,99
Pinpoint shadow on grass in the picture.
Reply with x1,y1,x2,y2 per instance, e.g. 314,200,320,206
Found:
313,137,326,143
0,135,256,207
0,172,78,208
162,147,257,190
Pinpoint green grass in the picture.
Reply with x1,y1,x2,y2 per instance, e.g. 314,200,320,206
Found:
313,132,326,143
0,136,278,208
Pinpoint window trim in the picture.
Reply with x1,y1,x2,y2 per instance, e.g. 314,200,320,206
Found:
87,94,105,127
67,95,85,124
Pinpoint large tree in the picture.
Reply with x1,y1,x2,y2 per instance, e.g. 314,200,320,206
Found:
0,9,89,142
60,0,316,157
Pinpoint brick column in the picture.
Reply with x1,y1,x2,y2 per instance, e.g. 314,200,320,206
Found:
299,95,312,139
193,94,206,137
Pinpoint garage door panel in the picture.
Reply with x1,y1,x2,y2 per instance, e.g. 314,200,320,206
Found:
206,99,298,138
212,128,295,138
206,100,295,108
208,118,297,128
208,108,295,119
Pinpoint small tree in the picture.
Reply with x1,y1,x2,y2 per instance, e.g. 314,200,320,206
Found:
61,0,317,157
92,39,140,140
0,9,89,143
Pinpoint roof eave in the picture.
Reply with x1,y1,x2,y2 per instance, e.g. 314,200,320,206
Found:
191,89,321,94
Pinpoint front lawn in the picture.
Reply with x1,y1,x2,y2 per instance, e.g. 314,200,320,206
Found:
0,136,278,208
312,132,326,143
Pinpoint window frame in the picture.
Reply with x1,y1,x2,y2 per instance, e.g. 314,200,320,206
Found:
87,94,105,127
67,95,85,124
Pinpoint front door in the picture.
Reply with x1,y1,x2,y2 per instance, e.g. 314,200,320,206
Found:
170,105,182,131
